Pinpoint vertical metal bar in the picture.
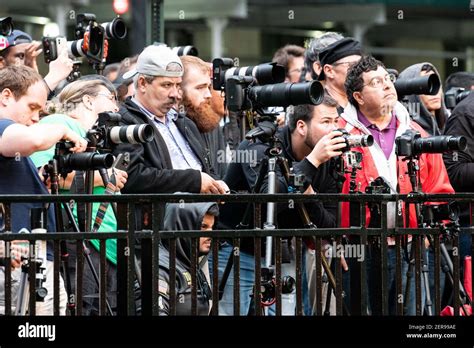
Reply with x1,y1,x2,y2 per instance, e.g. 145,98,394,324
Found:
116,202,128,316
99,239,107,315
335,235,343,315
254,203,262,316
126,202,136,316
360,202,367,315
403,200,411,316
4,203,12,316
151,202,160,316
381,202,389,315
233,237,240,316
434,232,441,315
28,242,36,316
275,236,282,316
169,238,177,315
140,235,152,316
414,235,422,316
315,236,322,316
54,240,61,316
211,237,219,316
295,236,303,316
395,236,403,316
191,237,198,316
453,230,460,316
76,239,84,316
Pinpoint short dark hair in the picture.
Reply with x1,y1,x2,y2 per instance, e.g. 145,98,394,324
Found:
445,71,474,91
272,44,305,76
287,91,338,133
345,55,385,107
0,65,43,100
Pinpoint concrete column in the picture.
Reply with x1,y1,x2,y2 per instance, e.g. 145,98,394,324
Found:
206,17,228,59
53,2,68,36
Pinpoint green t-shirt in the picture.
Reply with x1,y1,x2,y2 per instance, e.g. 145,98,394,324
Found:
31,114,118,265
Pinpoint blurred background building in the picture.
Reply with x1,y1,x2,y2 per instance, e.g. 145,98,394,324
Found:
1,0,474,80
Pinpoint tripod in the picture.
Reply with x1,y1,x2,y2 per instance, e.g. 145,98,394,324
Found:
217,116,346,315
44,147,115,316
402,154,471,315
14,211,48,316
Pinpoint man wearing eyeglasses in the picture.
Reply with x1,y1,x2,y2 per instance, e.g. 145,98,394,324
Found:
317,38,362,113
339,55,453,315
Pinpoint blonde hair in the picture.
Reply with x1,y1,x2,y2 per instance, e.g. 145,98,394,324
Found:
47,78,115,114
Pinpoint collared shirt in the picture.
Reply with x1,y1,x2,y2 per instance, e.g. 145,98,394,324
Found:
131,98,202,171
357,110,397,160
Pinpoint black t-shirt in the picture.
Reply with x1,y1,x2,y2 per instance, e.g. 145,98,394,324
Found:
0,119,56,259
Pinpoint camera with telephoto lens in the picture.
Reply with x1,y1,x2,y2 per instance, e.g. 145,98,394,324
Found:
335,128,374,153
393,72,441,98
258,267,295,305
445,87,471,109
68,13,126,63
153,42,199,57
212,57,286,91
53,141,114,176
87,112,154,151
0,17,13,36
395,129,467,157
225,75,324,113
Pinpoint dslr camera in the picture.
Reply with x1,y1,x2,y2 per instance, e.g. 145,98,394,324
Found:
395,129,467,157
335,128,374,153
43,13,127,64
445,87,471,109
87,112,154,151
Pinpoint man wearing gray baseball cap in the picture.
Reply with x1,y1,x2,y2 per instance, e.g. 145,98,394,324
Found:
113,45,228,203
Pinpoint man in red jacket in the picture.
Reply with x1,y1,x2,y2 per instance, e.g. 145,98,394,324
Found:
340,55,454,315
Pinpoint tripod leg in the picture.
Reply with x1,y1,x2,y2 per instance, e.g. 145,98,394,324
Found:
15,267,29,316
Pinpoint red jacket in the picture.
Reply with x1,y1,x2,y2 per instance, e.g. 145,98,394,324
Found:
338,102,454,228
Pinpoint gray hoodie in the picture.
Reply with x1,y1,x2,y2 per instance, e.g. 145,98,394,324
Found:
398,62,448,136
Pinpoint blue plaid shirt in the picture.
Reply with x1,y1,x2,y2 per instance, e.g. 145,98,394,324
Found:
131,98,202,170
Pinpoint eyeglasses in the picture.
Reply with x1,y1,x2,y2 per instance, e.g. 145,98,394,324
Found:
362,74,396,89
97,93,118,102
331,60,359,68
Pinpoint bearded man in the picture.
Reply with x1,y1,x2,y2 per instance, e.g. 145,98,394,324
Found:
179,55,228,179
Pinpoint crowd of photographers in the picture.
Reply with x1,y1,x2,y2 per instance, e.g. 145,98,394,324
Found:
0,14,473,316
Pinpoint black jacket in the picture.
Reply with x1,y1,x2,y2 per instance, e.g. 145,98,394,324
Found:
157,201,217,315
443,92,474,224
219,126,337,254
113,98,215,194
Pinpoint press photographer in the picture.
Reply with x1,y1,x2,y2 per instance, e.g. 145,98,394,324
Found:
0,65,87,315
341,55,454,315
30,77,129,315
217,90,345,315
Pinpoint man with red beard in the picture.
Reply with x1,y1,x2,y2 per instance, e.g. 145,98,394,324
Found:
180,55,228,179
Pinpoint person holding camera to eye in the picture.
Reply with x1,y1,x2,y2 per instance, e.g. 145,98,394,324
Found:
217,91,345,315
340,55,454,315
0,65,87,315
30,77,128,315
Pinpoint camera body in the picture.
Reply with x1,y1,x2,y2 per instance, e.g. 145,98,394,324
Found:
42,36,67,64
259,267,295,305
445,87,471,109
395,129,467,157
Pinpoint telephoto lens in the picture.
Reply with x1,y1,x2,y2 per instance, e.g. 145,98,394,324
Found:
108,124,154,144
61,152,114,171
101,17,127,40
0,17,13,36
394,74,440,98
225,62,285,86
335,128,374,152
172,45,198,57
248,80,324,108
414,135,467,154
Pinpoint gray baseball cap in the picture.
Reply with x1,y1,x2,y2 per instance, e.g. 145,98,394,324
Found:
122,45,184,79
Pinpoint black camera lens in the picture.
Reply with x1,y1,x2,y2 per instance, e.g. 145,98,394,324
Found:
414,135,467,154
394,74,440,98
101,17,127,40
62,152,114,170
249,80,324,108
226,63,285,86
0,17,13,36
109,124,154,144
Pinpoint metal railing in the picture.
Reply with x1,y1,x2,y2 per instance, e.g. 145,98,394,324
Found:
0,192,473,316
